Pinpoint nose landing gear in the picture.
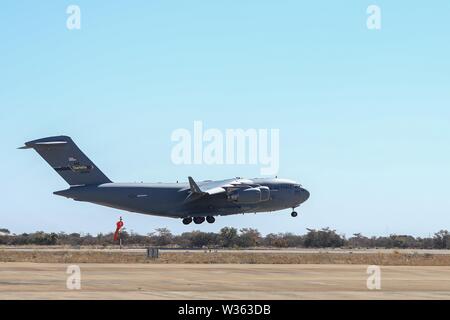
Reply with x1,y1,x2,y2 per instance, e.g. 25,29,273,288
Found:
182,217,192,225
206,216,215,224
291,208,298,217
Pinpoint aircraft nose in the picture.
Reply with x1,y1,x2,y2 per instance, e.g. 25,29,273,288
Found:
301,188,310,203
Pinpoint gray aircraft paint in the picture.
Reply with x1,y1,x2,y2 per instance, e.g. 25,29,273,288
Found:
20,136,310,222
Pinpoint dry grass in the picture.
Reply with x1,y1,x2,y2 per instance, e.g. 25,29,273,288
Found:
1,250,450,265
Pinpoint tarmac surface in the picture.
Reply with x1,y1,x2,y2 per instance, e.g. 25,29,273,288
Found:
1,263,450,299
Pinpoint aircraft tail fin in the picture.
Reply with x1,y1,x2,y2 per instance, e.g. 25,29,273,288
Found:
20,135,112,186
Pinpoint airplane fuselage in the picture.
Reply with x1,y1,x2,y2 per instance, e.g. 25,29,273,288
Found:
54,178,310,219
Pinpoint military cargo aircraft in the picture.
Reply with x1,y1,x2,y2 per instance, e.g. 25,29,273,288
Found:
20,136,310,225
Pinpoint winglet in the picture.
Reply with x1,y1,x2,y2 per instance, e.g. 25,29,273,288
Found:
188,176,203,194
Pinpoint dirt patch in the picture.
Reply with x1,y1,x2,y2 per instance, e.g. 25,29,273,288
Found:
1,250,450,265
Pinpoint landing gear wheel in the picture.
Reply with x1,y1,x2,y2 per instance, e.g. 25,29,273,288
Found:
193,217,205,224
206,216,215,224
182,217,192,225
291,211,298,217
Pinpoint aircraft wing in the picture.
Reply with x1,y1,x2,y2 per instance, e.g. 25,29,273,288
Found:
184,177,256,203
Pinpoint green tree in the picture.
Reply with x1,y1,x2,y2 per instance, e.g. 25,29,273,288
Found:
219,227,238,247
433,230,450,249
304,228,345,248
149,228,173,246
237,228,261,247
180,231,218,248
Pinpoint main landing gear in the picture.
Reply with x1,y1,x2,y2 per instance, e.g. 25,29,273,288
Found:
193,217,205,224
182,216,216,225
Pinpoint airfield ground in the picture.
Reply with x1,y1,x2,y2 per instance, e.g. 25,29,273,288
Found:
0,248,449,299
1,263,450,299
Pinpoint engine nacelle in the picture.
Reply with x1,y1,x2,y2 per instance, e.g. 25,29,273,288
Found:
228,186,270,204
259,186,270,202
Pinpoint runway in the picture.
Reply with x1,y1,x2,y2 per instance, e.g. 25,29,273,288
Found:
1,263,449,299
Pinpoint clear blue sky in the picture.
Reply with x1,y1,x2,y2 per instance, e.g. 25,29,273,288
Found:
1,1,449,237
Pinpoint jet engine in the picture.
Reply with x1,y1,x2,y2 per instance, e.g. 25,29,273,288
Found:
228,186,270,204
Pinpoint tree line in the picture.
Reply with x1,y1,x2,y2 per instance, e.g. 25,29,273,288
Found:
1,227,449,249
